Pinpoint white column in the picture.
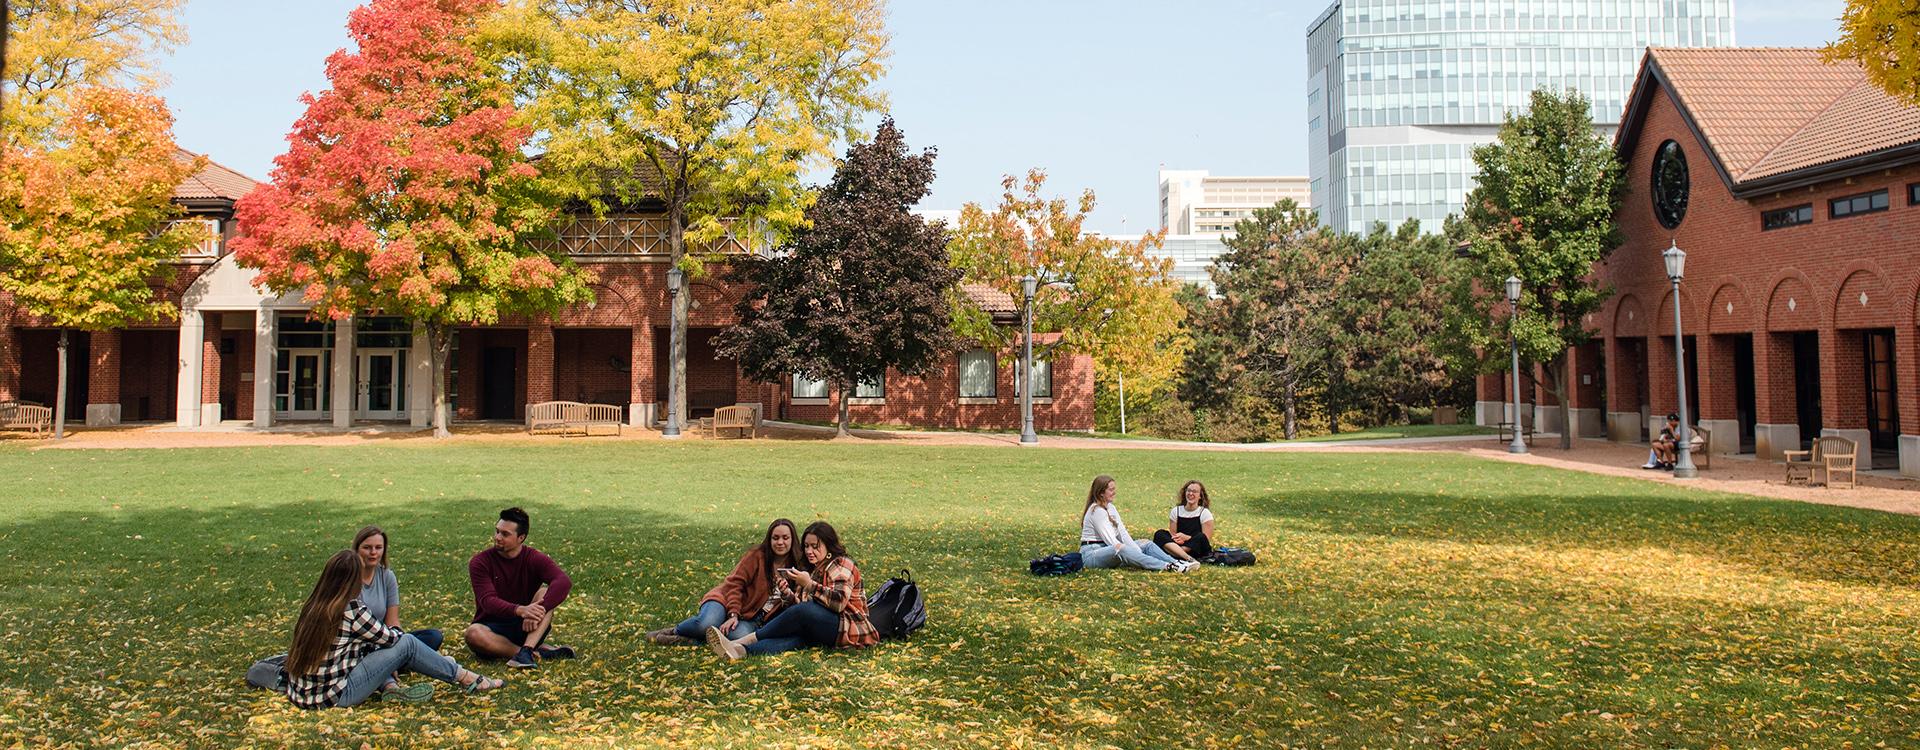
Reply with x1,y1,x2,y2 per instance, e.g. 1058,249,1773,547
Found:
253,309,276,428
176,312,204,427
408,323,432,427
332,316,355,428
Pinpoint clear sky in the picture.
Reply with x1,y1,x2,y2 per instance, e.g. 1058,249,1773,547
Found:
158,0,1847,233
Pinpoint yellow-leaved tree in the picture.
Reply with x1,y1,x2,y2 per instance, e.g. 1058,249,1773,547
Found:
485,0,888,430
947,170,1189,432
1824,0,1920,106
3,0,188,144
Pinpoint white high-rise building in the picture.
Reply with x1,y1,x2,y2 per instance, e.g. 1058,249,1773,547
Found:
1158,169,1311,235
1307,0,1736,235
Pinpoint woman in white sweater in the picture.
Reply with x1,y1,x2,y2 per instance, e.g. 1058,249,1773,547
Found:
1079,475,1195,572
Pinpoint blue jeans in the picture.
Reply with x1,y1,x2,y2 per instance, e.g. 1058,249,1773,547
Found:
335,633,463,707
745,601,840,656
674,600,760,643
409,628,444,652
1081,540,1175,571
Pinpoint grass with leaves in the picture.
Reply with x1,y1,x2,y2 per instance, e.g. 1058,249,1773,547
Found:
3,441,1918,749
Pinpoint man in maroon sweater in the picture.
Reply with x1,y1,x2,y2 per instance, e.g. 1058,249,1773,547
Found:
463,507,576,669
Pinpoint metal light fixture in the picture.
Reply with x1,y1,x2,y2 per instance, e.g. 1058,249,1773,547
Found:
1664,241,1697,478
1020,275,1038,445
1505,275,1526,454
663,267,683,438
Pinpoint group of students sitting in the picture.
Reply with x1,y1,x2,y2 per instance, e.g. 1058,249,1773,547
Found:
278,509,876,709
1640,413,1705,470
280,478,1225,709
1080,476,1220,572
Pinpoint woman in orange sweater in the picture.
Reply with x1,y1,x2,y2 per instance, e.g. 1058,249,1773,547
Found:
648,519,799,645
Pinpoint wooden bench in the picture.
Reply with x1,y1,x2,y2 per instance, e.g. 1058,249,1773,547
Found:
0,402,53,438
1495,420,1532,446
1689,426,1710,471
526,401,623,437
713,405,755,439
1784,435,1857,489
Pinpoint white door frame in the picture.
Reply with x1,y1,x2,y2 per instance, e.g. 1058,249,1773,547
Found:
354,348,409,421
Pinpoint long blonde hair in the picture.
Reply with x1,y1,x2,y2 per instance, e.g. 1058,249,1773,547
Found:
287,550,362,676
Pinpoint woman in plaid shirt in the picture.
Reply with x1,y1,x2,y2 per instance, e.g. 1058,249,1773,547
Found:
284,550,505,709
706,521,879,659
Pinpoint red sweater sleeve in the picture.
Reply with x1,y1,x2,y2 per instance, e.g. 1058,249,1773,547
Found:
469,551,519,620
532,550,572,612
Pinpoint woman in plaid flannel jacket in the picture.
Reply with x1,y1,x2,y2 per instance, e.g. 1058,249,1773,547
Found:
705,521,880,659
283,550,505,709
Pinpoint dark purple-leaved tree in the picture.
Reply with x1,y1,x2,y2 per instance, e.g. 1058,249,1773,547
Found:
717,118,961,437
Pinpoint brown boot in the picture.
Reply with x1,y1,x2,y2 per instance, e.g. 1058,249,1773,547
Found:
645,627,696,646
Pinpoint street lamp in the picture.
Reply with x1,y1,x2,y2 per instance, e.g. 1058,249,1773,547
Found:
1020,275,1038,445
663,267,683,438
1505,275,1527,454
1664,241,1697,479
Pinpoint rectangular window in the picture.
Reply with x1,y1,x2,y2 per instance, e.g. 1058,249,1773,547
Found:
1029,359,1053,399
854,375,885,399
958,349,996,399
355,316,413,349
1761,204,1813,230
1909,183,1920,205
791,374,829,399
276,316,335,350
1830,189,1889,219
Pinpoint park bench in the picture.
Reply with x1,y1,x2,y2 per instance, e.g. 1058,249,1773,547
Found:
1495,420,1532,446
0,401,53,438
712,405,755,439
526,401,623,437
1689,426,1710,471
1784,435,1857,489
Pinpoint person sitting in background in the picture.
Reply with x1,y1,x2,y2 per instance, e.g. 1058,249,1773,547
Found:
1152,480,1216,563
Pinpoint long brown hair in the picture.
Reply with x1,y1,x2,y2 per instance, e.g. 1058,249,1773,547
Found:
352,525,388,569
801,521,849,566
759,518,798,581
287,550,363,676
1174,480,1211,510
1084,475,1116,515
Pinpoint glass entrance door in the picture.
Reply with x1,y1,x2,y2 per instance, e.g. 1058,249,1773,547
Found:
275,350,331,420
355,350,408,420
1865,330,1899,462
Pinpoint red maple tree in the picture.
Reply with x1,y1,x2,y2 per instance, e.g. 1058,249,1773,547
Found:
233,0,591,436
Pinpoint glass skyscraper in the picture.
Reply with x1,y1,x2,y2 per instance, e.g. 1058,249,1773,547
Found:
1306,0,1735,235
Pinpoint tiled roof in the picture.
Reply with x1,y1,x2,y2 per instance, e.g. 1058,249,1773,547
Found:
171,148,261,202
961,282,1017,317
1643,48,1920,186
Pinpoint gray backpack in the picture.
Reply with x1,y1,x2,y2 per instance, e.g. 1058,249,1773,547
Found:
246,654,288,692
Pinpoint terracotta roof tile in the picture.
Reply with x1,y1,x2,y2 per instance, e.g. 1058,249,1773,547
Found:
961,282,1017,316
171,148,261,202
1646,48,1920,185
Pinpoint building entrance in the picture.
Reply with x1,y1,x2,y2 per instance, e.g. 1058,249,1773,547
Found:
1865,329,1899,468
355,349,408,421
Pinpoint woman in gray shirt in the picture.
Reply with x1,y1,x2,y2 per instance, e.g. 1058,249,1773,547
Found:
354,526,446,697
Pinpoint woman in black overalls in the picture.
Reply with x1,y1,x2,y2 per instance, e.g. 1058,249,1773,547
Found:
1153,480,1215,563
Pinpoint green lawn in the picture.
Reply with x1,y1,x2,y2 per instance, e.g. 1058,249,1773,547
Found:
4,441,1918,749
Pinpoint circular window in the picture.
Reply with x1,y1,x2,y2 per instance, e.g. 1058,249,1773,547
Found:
1652,140,1689,229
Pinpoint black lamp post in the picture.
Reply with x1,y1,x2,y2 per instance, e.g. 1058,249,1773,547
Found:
1506,275,1527,455
663,267,683,438
1664,242,1697,479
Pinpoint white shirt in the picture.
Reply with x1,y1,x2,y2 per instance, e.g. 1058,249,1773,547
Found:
1170,505,1215,525
1082,503,1134,547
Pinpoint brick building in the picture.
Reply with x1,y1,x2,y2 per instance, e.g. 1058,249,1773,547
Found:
1475,48,1920,476
0,151,1093,433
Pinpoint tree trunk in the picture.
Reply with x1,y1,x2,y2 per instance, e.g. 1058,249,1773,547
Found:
1282,378,1298,440
429,325,452,439
669,201,689,440
835,381,850,438
54,329,68,439
1551,352,1573,451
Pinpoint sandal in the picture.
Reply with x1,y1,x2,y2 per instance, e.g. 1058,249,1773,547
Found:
463,674,505,693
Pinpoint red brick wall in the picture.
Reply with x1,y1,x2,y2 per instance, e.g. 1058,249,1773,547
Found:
120,329,178,421
781,338,1096,432
88,329,120,406
451,327,527,420
0,317,16,402
553,328,631,404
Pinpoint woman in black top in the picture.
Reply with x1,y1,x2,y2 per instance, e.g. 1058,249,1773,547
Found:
1152,480,1216,562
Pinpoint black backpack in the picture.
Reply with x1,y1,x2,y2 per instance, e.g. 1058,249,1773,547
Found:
1202,547,1256,566
864,569,926,639
1029,552,1084,576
